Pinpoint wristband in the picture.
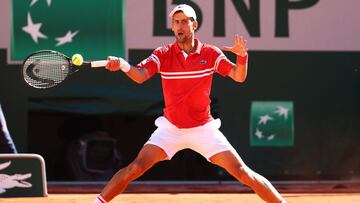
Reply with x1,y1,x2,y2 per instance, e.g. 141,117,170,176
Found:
237,54,248,65
120,58,131,72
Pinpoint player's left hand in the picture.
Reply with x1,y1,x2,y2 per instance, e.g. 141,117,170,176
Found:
223,34,248,57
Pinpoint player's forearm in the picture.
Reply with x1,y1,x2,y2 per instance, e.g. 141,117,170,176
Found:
233,62,248,83
229,54,248,83
125,66,150,84
105,56,150,84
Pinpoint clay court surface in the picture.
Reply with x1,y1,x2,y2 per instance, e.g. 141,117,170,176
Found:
1,193,360,203
1,182,360,202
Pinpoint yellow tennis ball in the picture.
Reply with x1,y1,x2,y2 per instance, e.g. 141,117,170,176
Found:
72,54,83,66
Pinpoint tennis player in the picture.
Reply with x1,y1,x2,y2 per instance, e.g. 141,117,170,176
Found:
94,4,286,203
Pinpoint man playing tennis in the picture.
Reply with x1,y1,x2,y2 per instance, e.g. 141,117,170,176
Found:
94,4,286,203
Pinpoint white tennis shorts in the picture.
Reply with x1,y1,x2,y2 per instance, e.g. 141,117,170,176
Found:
145,116,236,161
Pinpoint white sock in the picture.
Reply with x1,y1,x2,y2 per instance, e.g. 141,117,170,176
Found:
93,194,108,203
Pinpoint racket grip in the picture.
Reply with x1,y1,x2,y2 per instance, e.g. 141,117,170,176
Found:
91,60,108,67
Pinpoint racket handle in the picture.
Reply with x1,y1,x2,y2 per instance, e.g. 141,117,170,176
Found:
91,60,108,67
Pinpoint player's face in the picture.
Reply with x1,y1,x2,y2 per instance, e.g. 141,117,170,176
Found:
171,12,197,43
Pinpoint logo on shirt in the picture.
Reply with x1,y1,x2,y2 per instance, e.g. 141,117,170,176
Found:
200,60,207,65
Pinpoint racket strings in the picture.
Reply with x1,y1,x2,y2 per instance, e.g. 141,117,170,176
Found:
23,52,70,88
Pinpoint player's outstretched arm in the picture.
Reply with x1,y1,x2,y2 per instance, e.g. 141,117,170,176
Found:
223,34,249,83
105,56,151,84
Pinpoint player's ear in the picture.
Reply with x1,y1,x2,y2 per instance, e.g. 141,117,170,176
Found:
193,21,198,31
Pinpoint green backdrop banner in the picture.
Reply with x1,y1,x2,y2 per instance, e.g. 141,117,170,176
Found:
11,0,125,61
250,101,294,147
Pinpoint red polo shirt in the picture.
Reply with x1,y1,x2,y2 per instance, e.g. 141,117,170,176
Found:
136,39,234,128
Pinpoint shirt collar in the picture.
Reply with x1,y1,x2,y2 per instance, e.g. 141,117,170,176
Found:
173,39,202,54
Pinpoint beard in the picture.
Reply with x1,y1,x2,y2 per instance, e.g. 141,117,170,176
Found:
175,31,193,43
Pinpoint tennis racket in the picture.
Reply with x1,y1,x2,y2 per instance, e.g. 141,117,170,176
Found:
22,50,108,89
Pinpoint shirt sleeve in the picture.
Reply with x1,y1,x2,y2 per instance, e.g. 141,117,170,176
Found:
135,47,162,78
213,48,234,77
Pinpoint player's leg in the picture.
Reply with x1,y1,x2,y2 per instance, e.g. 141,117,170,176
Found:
99,144,168,202
210,150,285,203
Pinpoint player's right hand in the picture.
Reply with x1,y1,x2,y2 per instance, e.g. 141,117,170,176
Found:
105,56,121,71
